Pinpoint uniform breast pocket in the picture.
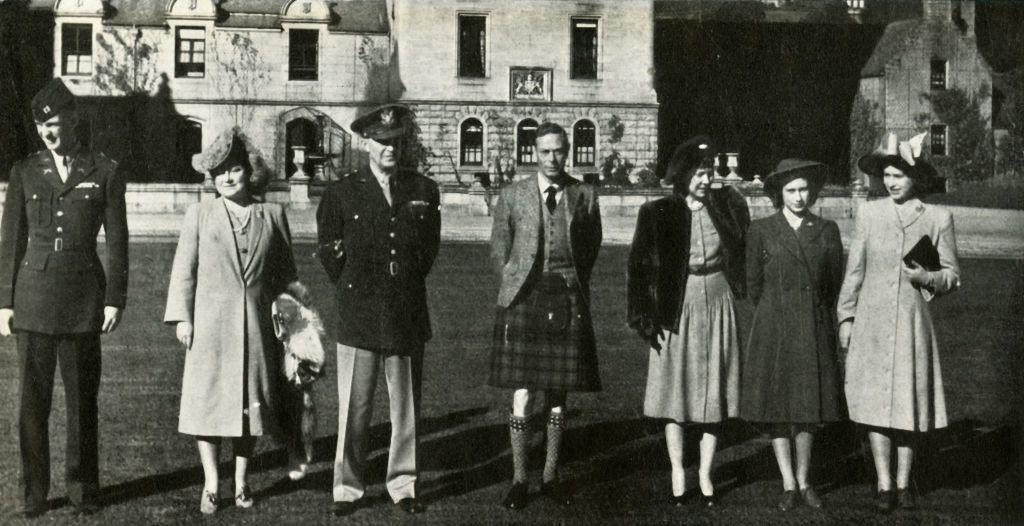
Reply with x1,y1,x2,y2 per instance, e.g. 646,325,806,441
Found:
68,189,102,209
25,193,51,227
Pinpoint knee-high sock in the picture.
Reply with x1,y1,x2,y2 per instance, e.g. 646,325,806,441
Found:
543,411,566,483
509,413,529,483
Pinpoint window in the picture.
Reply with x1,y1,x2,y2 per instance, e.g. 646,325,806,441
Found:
516,119,538,165
175,27,206,78
178,120,203,182
570,17,598,80
289,29,318,81
846,0,865,9
61,24,93,76
930,124,948,156
458,14,486,78
460,118,484,166
930,59,947,90
573,120,596,166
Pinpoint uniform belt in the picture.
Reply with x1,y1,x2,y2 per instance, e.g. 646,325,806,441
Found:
28,238,93,252
688,265,722,276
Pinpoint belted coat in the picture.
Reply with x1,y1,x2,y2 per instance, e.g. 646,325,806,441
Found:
316,166,440,354
0,148,128,334
838,198,960,432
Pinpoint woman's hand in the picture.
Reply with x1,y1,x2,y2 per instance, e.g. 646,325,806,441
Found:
176,321,194,349
838,320,853,349
901,261,931,287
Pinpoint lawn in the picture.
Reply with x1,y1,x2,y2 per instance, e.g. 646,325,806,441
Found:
0,242,1020,525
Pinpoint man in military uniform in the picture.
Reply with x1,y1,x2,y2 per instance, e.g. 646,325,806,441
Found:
316,103,440,516
0,78,129,518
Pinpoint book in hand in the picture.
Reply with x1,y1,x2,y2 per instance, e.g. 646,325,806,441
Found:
903,235,941,272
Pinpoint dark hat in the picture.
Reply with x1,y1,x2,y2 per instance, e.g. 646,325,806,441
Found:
192,127,258,174
351,103,410,141
665,135,716,179
31,78,76,122
857,132,937,180
764,158,827,197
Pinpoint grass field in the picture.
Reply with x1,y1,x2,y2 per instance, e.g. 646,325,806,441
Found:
0,242,1021,525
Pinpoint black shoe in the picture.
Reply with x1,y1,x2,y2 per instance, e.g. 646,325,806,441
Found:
875,490,897,513
896,487,918,510
396,497,425,515
73,502,101,516
778,490,799,512
670,493,693,507
699,493,719,509
502,482,529,511
540,481,572,507
331,499,362,517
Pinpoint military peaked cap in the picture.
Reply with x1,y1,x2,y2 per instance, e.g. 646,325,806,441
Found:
351,103,410,141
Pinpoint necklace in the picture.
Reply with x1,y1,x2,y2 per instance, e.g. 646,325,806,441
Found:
226,202,253,233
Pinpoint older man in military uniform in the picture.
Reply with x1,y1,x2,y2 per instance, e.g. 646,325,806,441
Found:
0,78,129,518
316,104,440,516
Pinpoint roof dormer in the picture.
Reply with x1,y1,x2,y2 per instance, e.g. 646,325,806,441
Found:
280,0,331,24
165,0,217,22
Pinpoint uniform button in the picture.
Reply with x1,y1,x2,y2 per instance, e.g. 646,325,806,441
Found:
353,214,359,219
56,227,63,233
389,232,395,238
347,283,353,289
56,211,64,217
32,194,37,199
390,249,396,255
391,217,396,222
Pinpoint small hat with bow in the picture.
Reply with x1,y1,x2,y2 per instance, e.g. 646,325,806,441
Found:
857,132,937,180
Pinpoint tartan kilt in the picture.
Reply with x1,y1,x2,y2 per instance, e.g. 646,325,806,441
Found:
488,273,601,392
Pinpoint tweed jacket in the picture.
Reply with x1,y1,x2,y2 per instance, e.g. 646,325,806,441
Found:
0,148,128,334
316,165,441,353
626,187,749,335
838,198,960,431
164,199,298,436
490,174,602,308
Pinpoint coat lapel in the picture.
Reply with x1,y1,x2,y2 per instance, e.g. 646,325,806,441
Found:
771,211,808,264
796,213,826,245
241,204,265,275
35,152,64,192
214,198,244,280
562,176,581,243
353,166,382,221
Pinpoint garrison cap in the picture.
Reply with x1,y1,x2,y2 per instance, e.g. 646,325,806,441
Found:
350,103,410,141
31,78,76,123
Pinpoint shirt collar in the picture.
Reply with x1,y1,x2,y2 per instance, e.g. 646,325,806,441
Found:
781,207,806,229
370,163,393,187
536,172,564,195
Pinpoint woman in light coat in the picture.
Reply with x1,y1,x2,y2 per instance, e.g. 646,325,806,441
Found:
741,159,844,511
165,128,303,514
838,132,960,513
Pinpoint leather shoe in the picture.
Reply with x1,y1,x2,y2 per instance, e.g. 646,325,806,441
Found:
331,499,362,517
699,492,719,509
897,487,918,510
801,487,823,509
502,482,529,510
396,497,425,515
670,493,693,507
875,489,897,513
778,490,799,511
540,481,572,507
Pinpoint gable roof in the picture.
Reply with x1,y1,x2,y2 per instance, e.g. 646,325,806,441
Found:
860,19,921,77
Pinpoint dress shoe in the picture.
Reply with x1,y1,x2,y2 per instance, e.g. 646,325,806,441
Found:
699,492,720,509
800,487,823,509
540,481,572,507
670,493,693,507
897,487,918,510
200,490,218,515
331,499,362,517
502,482,529,510
778,490,799,511
874,489,897,513
234,485,254,509
396,497,425,514
287,463,309,481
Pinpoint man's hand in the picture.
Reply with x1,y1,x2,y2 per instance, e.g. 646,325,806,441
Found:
101,306,122,333
0,308,13,337
838,319,853,350
176,321,194,349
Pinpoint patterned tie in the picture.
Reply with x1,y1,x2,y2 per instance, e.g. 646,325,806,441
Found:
545,186,558,214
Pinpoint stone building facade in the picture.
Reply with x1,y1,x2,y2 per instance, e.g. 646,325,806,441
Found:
392,0,659,184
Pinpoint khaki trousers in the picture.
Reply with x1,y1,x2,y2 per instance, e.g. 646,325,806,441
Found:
333,344,421,502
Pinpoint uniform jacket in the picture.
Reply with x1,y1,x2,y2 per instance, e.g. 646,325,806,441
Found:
626,187,748,336
316,165,440,353
0,148,128,334
838,198,960,431
490,175,602,308
741,211,844,423
164,199,298,437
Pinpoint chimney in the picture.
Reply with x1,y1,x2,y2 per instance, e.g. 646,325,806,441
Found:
955,0,975,35
922,0,953,22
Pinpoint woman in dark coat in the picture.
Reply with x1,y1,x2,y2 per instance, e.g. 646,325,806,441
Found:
740,159,844,511
627,136,749,506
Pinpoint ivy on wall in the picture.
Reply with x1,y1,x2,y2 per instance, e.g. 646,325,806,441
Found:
848,92,882,182
916,84,994,183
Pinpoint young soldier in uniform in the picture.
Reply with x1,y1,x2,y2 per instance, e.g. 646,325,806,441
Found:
0,78,129,518
316,104,440,516
489,122,602,510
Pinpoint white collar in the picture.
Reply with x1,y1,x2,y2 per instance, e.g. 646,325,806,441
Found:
223,196,253,213
781,207,807,230
370,163,393,187
684,195,705,211
536,172,564,194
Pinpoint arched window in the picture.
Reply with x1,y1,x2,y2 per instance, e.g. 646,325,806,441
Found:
178,119,203,182
573,119,596,167
460,118,484,166
516,118,538,165
286,118,319,178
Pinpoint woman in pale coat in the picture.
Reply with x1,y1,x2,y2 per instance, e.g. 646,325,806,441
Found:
838,132,960,513
165,128,303,514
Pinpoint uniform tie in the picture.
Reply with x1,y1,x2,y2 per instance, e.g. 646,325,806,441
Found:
545,186,558,214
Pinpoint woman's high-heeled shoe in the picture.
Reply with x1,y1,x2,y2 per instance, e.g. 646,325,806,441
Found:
235,485,254,509
199,490,218,515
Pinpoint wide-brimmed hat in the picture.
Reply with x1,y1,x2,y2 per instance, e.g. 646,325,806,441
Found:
764,158,827,197
351,103,410,141
857,132,937,180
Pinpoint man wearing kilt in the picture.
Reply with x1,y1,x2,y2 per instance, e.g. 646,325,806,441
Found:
488,122,602,510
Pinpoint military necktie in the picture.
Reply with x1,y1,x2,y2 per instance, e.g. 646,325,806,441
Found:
545,186,558,214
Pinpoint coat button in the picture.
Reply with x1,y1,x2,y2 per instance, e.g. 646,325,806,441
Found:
353,214,359,219
56,227,63,233
390,249,396,255
389,232,395,238
56,211,64,217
